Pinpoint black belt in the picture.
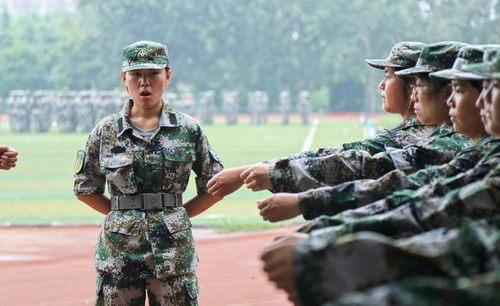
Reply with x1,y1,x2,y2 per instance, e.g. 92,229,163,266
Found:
110,193,183,211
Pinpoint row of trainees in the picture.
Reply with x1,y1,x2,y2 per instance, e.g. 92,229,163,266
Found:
6,87,311,133
207,41,500,306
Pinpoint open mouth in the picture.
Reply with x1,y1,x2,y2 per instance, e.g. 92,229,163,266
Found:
140,90,151,97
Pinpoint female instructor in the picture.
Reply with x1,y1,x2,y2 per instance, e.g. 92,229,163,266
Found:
74,41,223,306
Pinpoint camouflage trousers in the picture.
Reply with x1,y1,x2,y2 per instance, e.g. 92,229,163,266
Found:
95,271,199,306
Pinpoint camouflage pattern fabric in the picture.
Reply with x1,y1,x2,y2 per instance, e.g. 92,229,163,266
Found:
366,41,427,70
328,270,500,306
122,40,169,72
294,217,500,306
96,271,199,306
464,46,500,79
264,115,435,168
300,160,500,244
396,41,468,76
74,99,223,281
269,123,470,193
296,136,499,220
430,45,497,80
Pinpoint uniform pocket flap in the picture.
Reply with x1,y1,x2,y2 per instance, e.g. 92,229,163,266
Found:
163,146,196,162
164,210,192,234
104,212,141,236
100,154,133,168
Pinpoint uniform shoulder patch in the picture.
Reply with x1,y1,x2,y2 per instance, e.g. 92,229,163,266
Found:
74,150,85,174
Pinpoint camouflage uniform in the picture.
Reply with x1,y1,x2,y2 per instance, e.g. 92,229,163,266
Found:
76,90,96,132
74,41,223,306
55,90,78,132
7,90,32,133
296,90,311,125
270,123,470,193
198,90,216,125
279,90,292,125
300,158,500,242
31,90,53,133
294,217,500,306
222,91,239,125
294,47,495,220
295,136,498,220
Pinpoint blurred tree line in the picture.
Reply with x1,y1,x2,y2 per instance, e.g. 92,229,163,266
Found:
0,0,497,112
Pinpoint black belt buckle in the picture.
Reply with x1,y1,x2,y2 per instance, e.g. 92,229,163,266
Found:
143,193,163,210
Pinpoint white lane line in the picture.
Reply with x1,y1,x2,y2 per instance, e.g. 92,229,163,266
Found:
301,118,319,152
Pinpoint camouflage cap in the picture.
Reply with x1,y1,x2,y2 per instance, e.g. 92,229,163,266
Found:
463,47,500,79
366,41,427,70
395,41,468,76
122,40,169,72
430,45,499,80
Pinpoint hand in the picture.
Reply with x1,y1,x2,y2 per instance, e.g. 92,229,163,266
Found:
257,193,301,222
261,236,306,303
0,145,18,170
240,163,272,191
207,167,246,197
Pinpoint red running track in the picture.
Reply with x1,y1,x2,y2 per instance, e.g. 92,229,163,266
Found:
0,226,296,306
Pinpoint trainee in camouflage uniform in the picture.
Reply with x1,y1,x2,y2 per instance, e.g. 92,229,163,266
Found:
300,46,500,226
222,90,239,125
31,90,53,132
293,216,500,306
263,42,433,164
74,41,223,306
292,46,497,220
7,90,32,133
269,42,470,194
297,90,311,125
279,90,292,125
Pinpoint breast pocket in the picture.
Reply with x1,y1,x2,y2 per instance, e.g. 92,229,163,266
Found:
100,154,137,194
163,146,196,191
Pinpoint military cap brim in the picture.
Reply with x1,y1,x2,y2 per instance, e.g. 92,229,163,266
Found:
122,62,168,73
365,59,404,70
463,62,500,79
395,66,435,76
430,68,487,80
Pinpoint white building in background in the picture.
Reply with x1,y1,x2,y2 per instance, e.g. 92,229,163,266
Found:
0,0,76,16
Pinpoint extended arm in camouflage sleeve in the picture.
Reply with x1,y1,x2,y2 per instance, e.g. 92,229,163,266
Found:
263,147,342,166
269,149,396,193
74,124,105,195
295,218,500,306
295,142,493,220
192,125,224,195
304,166,500,244
296,170,420,220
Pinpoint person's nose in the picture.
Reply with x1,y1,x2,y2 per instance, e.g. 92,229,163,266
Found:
139,73,150,86
476,89,486,109
446,92,455,108
378,78,385,91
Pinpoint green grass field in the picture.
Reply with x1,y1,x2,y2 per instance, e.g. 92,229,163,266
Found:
0,114,399,231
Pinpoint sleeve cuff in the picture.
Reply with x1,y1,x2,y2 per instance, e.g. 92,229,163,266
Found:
195,175,211,195
293,241,324,306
